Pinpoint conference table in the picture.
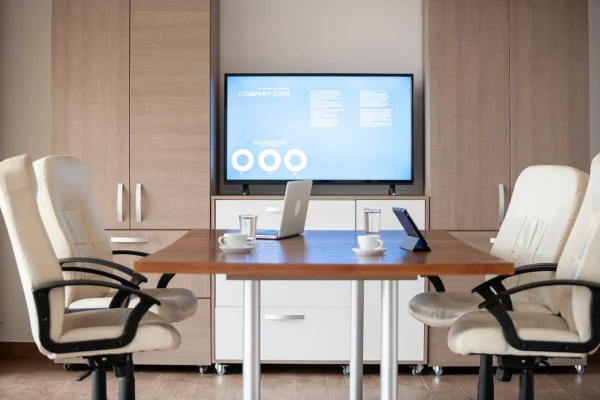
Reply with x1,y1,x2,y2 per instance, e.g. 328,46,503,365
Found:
134,230,513,400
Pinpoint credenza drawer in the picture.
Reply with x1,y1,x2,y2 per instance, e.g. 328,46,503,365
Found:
215,200,356,230
215,307,350,361
215,276,352,307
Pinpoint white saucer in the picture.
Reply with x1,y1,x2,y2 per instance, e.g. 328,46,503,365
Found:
220,245,254,254
352,247,386,257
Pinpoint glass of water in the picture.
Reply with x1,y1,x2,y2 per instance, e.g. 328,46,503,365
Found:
239,214,258,244
364,208,381,235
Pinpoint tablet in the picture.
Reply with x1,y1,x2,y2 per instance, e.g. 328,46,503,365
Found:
392,207,431,252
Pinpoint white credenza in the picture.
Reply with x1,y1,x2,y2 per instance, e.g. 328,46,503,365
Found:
212,196,428,364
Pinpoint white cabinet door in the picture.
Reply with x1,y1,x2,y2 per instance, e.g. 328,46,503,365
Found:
215,307,351,361
363,279,426,362
356,200,426,230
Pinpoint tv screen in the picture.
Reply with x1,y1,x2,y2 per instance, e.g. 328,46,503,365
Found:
224,73,414,184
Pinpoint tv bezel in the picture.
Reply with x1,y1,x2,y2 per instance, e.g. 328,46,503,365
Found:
223,72,415,185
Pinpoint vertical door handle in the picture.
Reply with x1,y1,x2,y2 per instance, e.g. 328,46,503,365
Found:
117,183,124,222
136,183,142,223
498,184,505,227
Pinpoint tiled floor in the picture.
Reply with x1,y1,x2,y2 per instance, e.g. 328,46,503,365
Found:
1,355,599,399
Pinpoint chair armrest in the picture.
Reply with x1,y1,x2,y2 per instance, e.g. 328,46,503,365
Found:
112,249,150,258
61,266,139,289
110,250,175,289
477,279,600,354
424,276,445,292
471,263,558,311
58,257,148,285
32,279,161,355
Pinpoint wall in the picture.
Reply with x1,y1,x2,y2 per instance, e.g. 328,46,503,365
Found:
0,0,52,341
591,0,600,159
219,0,424,195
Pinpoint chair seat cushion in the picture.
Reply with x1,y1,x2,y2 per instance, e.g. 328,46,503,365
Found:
48,308,180,359
448,311,584,358
69,288,197,322
408,291,552,328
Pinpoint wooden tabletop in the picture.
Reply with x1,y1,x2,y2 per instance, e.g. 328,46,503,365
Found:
134,230,513,279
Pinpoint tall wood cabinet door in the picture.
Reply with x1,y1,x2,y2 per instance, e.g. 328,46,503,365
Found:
510,0,590,182
52,0,130,229
425,0,510,230
129,0,212,229
108,230,210,298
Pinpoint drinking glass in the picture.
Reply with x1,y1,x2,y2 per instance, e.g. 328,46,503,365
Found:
239,214,258,243
364,208,381,235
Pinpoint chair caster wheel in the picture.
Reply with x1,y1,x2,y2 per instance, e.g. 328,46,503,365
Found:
198,365,208,374
215,363,228,376
411,364,425,376
432,366,443,376
575,365,585,375
495,367,512,382
342,365,350,376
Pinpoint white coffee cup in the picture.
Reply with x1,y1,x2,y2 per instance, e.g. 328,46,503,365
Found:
218,233,249,248
357,235,384,250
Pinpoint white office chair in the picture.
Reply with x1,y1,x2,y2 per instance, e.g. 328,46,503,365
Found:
408,165,588,397
0,154,180,399
448,153,600,400
33,155,196,322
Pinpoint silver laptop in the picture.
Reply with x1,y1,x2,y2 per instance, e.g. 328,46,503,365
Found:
256,180,313,240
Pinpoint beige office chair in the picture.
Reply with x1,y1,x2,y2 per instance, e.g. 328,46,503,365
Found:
0,154,180,399
409,165,588,396
448,153,600,400
33,155,196,322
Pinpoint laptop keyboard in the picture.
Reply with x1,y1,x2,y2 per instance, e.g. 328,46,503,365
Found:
257,229,279,236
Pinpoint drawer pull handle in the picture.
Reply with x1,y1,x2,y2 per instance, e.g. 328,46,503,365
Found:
265,207,283,213
111,237,150,244
265,314,304,321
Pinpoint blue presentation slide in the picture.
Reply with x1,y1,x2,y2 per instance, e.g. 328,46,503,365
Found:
225,75,413,182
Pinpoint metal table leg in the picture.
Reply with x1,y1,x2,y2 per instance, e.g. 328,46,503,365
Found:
350,280,365,400
243,280,261,400
380,280,398,400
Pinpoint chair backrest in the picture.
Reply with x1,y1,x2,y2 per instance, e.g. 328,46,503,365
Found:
33,156,114,305
556,154,600,343
491,165,588,312
0,155,65,352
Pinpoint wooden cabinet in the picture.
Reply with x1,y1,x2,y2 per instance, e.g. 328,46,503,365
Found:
425,0,511,230
130,0,213,229
509,0,590,182
52,0,218,230
52,0,130,230
425,0,590,230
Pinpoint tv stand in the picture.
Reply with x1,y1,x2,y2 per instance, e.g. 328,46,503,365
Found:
388,184,397,196
242,184,250,196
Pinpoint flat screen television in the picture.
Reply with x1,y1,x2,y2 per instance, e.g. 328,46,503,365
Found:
224,73,414,184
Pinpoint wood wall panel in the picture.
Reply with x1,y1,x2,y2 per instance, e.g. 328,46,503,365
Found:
130,0,212,229
52,0,130,229
426,0,510,230
510,0,590,182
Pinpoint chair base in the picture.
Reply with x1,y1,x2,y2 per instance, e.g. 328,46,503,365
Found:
84,354,135,400
477,355,494,400
496,355,548,400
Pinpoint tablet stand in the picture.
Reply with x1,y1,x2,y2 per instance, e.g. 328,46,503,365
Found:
399,235,430,252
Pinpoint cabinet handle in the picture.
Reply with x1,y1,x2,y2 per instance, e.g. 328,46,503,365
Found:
117,183,124,222
498,184,505,227
265,207,283,213
265,314,305,321
136,183,142,223
111,237,150,243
